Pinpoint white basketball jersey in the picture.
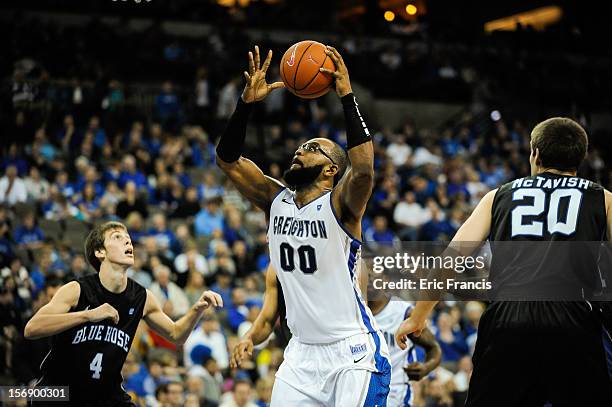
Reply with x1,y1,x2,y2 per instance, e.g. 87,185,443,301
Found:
268,189,379,344
374,299,417,386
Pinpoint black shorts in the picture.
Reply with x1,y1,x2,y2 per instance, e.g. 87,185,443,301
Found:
465,301,612,407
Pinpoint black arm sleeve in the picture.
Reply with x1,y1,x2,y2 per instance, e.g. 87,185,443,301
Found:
215,98,254,163
341,93,371,149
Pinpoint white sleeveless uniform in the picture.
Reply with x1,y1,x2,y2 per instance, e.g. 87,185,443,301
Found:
268,189,391,407
374,300,418,407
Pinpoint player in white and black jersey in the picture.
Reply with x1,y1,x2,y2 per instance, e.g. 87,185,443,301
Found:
396,118,612,406
25,221,223,406
217,45,390,406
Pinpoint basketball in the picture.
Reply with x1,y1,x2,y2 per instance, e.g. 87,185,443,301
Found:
280,40,335,99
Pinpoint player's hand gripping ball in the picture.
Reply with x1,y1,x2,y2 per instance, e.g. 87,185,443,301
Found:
280,40,336,99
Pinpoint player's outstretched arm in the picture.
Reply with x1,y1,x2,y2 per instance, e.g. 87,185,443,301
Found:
230,265,279,368
404,327,442,381
395,189,497,349
24,281,119,339
323,46,374,228
143,289,223,345
216,45,284,212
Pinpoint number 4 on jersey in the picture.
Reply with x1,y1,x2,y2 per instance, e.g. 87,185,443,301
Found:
90,353,103,379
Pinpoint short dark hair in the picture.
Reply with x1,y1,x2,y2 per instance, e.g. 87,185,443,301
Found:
329,143,348,186
530,117,588,171
84,221,127,272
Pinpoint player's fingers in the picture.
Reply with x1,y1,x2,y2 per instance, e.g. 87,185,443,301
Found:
261,50,272,73
214,292,224,307
327,45,344,63
203,292,218,307
230,352,239,368
324,48,340,66
248,51,255,76
254,45,261,70
269,81,286,90
247,341,254,356
243,71,251,84
319,68,340,78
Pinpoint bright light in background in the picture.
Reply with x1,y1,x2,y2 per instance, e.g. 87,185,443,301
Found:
384,11,395,22
490,110,502,122
406,4,417,15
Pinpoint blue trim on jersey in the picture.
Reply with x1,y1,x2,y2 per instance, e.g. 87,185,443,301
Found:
329,191,363,244
347,238,391,368
403,382,413,407
271,186,286,203
363,365,391,407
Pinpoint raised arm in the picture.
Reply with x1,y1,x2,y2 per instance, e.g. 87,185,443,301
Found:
25,281,119,340
321,47,374,235
395,189,497,349
216,46,285,212
143,289,223,345
230,265,279,368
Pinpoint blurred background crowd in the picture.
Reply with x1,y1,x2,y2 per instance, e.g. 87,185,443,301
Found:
1,1,611,406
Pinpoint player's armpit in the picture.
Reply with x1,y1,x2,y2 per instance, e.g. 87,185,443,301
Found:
217,156,284,212
24,281,84,339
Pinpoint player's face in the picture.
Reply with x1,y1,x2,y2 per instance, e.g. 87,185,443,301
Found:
101,228,134,268
284,138,336,189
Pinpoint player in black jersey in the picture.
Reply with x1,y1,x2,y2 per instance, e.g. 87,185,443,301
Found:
395,117,612,406
24,221,223,406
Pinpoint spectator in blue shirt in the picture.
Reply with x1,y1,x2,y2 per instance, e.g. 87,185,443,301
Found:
148,213,180,256
87,115,107,149
195,198,224,238
210,270,232,307
55,114,82,153
364,215,399,245
173,162,191,189
75,166,105,196
227,287,248,333
223,210,248,248
446,170,470,201
420,201,456,241
435,311,469,366
198,172,224,201
118,155,147,190
77,182,102,221
155,81,183,129
14,212,44,249
54,171,75,198
1,143,29,176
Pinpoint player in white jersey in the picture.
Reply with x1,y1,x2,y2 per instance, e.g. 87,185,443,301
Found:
370,296,441,407
217,45,390,406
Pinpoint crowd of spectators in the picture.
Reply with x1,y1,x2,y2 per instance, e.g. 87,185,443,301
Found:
1,11,611,407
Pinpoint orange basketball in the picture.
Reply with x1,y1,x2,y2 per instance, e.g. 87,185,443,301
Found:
279,40,335,99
